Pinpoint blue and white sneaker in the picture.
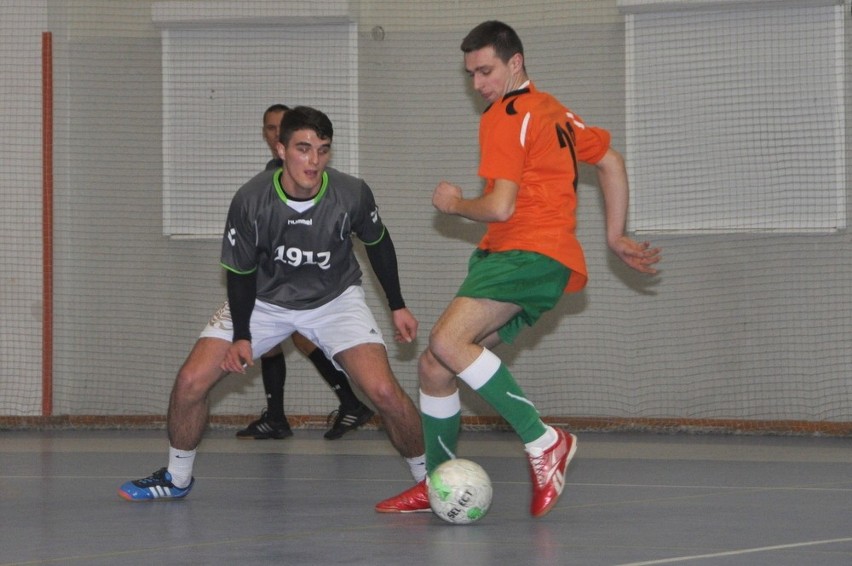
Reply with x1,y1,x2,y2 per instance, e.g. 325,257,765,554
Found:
118,467,194,501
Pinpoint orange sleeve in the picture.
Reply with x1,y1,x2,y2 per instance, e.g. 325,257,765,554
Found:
478,103,525,185
570,113,611,164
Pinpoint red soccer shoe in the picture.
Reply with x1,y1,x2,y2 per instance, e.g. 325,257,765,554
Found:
374,479,431,513
527,429,577,517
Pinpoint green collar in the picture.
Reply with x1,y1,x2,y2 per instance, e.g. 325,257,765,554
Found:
273,168,328,204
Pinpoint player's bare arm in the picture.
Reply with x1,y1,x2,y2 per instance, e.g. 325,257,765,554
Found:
595,149,662,274
433,179,518,222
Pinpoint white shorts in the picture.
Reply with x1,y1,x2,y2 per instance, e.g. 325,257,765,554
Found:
200,285,385,368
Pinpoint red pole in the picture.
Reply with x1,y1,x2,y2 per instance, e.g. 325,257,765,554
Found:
42,31,53,417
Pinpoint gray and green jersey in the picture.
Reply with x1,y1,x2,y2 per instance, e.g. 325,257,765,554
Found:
220,166,386,310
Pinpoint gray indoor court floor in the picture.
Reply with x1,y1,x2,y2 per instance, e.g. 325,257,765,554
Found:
1,427,851,566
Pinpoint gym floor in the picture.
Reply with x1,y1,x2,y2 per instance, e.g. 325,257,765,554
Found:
2,428,851,565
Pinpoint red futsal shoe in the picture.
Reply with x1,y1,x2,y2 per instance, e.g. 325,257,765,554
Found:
527,429,577,517
374,479,430,513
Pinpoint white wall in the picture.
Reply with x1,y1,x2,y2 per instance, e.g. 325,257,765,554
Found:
1,0,850,427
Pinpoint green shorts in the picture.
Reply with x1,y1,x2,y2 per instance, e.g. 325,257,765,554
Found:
456,249,571,344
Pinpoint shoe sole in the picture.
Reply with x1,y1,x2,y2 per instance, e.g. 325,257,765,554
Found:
374,506,432,514
532,432,578,518
117,489,190,502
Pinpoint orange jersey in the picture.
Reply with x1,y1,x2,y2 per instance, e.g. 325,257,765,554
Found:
477,81,611,292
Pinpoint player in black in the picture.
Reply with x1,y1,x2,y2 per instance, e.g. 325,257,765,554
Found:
237,103,374,441
119,106,426,502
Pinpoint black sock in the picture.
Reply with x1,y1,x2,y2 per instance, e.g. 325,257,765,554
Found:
261,352,287,422
308,349,361,411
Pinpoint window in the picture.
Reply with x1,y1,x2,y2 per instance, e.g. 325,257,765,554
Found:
154,2,357,237
619,0,845,233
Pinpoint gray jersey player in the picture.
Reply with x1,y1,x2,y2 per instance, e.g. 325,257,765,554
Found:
119,106,426,504
235,103,375,442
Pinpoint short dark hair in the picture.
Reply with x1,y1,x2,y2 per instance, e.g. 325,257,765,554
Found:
460,20,524,64
262,103,290,122
279,106,334,145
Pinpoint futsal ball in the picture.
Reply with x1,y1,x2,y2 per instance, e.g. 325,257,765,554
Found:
427,458,493,524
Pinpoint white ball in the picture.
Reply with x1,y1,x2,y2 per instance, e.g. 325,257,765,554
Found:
427,458,493,524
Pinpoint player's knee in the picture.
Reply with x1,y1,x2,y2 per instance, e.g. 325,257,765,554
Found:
362,378,404,412
427,328,455,367
418,349,442,381
173,365,215,403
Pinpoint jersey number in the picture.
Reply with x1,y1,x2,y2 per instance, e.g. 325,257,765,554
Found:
555,120,579,192
274,245,331,270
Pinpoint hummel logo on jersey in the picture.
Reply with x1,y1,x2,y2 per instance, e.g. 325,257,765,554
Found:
227,227,237,246
288,218,313,226
370,208,379,223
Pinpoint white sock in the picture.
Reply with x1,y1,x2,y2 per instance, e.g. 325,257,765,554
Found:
524,426,558,454
419,390,461,419
406,454,427,482
457,348,501,390
167,446,196,488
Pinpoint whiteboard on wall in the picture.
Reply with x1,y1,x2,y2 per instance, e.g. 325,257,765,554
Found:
620,0,845,233
160,23,358,238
